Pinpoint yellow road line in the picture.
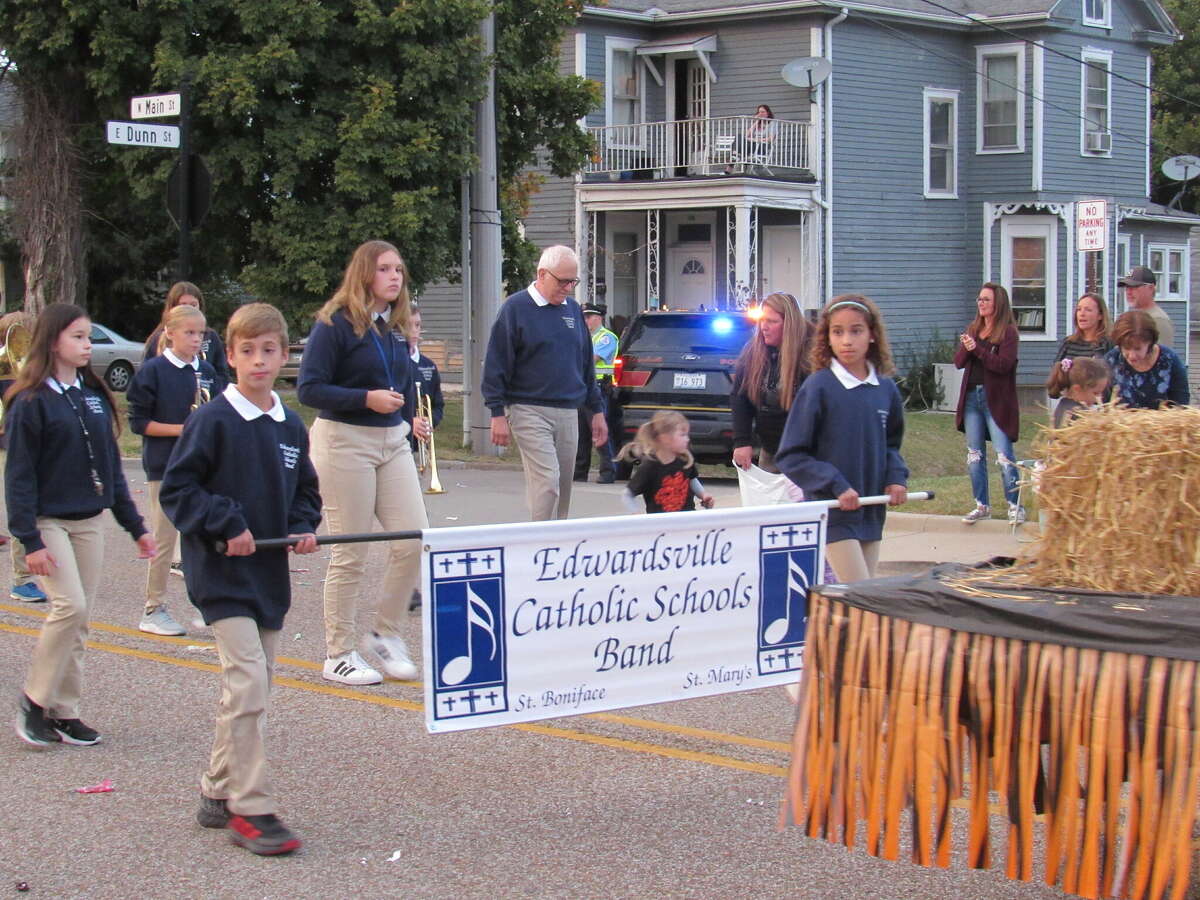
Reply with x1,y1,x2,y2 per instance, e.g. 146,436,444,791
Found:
0,602,789,756
0,621,784,779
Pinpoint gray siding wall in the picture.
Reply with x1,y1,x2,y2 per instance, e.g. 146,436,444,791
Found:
829,19,975,356
705,17,818,123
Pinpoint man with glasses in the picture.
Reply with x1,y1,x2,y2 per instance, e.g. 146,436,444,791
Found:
483,245,608,520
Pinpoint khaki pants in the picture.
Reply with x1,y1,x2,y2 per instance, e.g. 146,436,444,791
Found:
506,404,579,521
144,481,178,612
203,617,280,816
23,515,106,719
310,418,429,659
825,539,881,584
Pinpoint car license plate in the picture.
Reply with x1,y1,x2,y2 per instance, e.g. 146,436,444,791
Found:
674,372,706,389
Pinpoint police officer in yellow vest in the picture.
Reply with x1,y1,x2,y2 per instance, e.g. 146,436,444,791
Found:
574,304,620,483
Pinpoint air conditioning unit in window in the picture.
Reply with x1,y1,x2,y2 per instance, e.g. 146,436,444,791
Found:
1086,131,1112,153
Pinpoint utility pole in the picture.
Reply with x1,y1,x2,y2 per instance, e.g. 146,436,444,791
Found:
177,77,192,280
466,6,504,455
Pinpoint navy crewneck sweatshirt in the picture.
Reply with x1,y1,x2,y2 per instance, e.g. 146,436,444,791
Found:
5,380,147,552
160,391,322,629
481,289,602,417
127,353,219,479
297,308,414,427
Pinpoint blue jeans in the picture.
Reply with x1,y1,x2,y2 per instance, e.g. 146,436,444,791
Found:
963,385,1018,507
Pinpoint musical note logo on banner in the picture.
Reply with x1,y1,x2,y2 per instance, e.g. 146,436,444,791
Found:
430,547,508,721
757,520,821,676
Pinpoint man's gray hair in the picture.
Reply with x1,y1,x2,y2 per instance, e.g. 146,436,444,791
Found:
538,245,578,272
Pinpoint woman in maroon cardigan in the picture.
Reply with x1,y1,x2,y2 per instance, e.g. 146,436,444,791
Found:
954,282,1021,525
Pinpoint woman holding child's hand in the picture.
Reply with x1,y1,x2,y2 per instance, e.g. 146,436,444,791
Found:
298,240,428,688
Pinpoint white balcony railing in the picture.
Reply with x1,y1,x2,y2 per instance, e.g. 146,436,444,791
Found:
585,116,815,178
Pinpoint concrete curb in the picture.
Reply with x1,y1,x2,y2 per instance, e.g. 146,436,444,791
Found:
885,510,1018,537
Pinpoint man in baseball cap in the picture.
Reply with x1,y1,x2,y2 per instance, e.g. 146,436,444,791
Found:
1117,265,1173,347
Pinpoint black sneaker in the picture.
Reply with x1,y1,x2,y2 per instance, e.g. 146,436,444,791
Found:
228,813,302,855
196,794,230,828
15,695,61,747
49,717,101,746
408,589,422,612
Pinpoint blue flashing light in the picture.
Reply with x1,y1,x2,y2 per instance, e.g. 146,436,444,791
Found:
712,316,734,335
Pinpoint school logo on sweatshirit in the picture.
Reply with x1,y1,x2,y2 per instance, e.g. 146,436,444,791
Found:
278,443,300,469
756,517,823,677
563,315,575,329
430,547,507,723
84,395,106,417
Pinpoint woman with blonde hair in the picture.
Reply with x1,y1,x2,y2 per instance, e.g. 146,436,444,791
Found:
731,292,810,473
298,240,431,686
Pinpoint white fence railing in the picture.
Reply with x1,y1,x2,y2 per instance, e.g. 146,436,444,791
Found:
585,116,814,177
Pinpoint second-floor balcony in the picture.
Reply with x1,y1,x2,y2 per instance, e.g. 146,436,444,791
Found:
585,115,815,181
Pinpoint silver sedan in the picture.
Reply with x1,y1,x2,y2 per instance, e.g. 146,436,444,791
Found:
89,322,144,391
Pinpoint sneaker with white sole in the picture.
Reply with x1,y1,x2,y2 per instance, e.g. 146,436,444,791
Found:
961,504,991,524
139,605,186,636
49,717,101,746
322,650,382,685
1008,503,1027,525
15,694,61,747
10,583,46,603
364,631,419,681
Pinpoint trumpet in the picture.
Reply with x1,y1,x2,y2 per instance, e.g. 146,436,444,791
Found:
191,370,211,412
414,383,429,473
420,391,444,495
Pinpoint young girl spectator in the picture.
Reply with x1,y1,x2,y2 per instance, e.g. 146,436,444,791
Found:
731,292,810,473
954,282,1021,525
1046,356,1110,427
127,304,218,636
775,295,908,583
144,281,230,391
1104,310,1190,409
1053,292,1112,363
298,240,431,686
6,304,154,747
619,411,715,514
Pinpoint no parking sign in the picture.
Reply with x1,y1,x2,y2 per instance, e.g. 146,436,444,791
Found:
1077,200,1107,252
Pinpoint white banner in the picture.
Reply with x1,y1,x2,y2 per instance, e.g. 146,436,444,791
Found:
422,503,826,733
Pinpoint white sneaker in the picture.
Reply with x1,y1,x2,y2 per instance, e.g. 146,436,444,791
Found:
364,631,419,681
139,605,187,636
322,650,382,686
961,504,990,524
1008,503,1027,525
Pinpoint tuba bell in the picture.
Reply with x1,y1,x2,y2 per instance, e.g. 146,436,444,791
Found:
0,321,32,378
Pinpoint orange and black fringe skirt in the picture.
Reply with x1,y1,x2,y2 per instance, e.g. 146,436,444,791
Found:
783,564,1200,900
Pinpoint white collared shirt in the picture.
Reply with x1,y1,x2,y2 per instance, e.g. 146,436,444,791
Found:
222,383,286,422
830,358,880,389
528,282,550,307
45,376,83,394
163,348,200,370
410,346,421,363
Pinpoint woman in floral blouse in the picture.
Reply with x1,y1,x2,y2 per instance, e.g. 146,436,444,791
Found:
1104,310,1189,409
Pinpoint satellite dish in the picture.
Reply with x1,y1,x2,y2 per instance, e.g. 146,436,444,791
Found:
1161,155,1200,182
781,57,832,89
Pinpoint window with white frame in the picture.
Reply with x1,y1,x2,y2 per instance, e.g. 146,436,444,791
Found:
1147,244,1188,299
1080,49,1112,155
1001,216,1058,337
924,88,958,198
977,44,1024,152
606,38,644,149
1083,0,1111,28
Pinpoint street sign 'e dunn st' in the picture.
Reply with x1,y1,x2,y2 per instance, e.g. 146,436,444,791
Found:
106,120,180,149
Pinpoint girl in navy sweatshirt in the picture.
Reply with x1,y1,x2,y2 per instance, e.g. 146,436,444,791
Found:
5,303,154,748
775,295,908,584
143,281,230,391
127,304,218,637
297,240,431,687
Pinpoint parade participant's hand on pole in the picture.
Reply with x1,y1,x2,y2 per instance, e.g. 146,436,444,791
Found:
491,415,510,447
732,446,753,469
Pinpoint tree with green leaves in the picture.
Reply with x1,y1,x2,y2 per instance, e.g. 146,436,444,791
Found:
1151,0,1200,212
0,0,596,331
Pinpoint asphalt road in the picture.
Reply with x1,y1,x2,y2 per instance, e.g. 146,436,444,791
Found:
1,462,1073,899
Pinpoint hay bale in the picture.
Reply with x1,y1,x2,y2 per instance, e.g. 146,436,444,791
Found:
1014,404,1200,596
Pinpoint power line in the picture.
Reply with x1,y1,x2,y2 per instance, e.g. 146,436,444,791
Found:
852,9,1159,154
907,0,1200,114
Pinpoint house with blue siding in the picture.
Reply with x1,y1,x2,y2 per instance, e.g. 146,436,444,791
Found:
419,0,1197,387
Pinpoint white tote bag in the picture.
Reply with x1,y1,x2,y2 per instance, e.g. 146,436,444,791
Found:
736,463,804,506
